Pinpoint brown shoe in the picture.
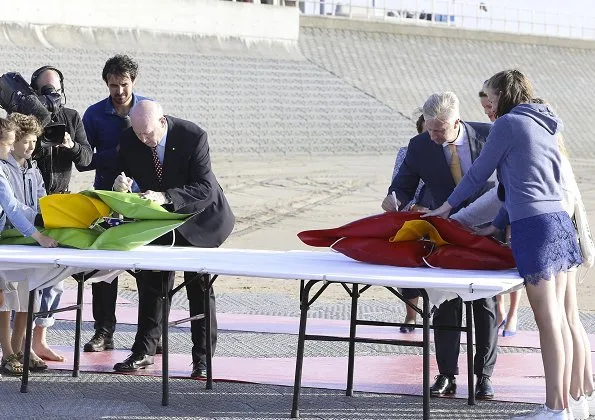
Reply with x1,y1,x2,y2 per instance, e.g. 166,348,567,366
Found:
1,353,24,376
17,351,48,372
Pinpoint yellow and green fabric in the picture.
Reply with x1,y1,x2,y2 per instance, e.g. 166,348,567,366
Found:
0,190,192,251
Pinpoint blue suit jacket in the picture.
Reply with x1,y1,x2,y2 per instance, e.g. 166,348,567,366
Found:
388,121,494,213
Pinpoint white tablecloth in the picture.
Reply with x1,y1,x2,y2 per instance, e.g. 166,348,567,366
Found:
0,245,523,306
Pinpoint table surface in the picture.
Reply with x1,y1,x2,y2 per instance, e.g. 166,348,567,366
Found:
0,245,523,301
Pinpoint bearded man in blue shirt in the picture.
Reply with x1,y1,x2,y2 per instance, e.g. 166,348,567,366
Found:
77,54,149,353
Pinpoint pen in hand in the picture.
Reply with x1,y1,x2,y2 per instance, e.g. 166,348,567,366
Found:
121,172,132,193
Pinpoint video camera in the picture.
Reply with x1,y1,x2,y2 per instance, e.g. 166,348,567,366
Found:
0,72,61,127
42,122,66,146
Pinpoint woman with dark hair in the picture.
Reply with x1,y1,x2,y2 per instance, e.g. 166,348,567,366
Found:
424,70,580,419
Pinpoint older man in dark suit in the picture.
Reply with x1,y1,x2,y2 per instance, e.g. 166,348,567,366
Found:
381,92,498,400
111,100,234,378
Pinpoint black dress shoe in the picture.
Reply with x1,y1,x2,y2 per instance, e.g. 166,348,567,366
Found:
430,374,456,397
113,353,154,372
399,324,416,333
399,317,416,333
475,375,494,400
190,361,207,379
83,331,114,352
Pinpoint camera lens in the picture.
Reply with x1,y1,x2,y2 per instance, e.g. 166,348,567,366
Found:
40,84,58,95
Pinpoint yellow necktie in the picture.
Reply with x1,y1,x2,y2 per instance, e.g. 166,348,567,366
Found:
448,143,462,185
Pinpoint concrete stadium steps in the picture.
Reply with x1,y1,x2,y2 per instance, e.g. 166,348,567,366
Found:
299,26,595,158
0,45,407,155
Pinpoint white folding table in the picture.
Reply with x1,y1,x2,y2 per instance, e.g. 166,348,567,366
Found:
0,245,523,419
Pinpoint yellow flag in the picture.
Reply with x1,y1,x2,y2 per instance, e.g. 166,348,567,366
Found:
40,194,111,229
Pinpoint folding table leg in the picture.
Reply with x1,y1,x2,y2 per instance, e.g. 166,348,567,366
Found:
346,283,359,396
21,289,36,393
465,301,475,406
162,273,169,406
421,290,430,420
291,280,315,418
73,275,84,377
205,274,213,390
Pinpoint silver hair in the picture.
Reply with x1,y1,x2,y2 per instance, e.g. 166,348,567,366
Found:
422,92,460,122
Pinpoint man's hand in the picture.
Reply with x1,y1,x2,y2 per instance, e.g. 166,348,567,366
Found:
139,190,167,205
57,132,74,149
31,231,58,248
113,172,133,192
420,201,452,218
473,225,499,237
381,192,400,212
409,204,429,213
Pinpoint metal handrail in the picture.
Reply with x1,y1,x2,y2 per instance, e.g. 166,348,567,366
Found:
297,0,595,40
224,0,299,7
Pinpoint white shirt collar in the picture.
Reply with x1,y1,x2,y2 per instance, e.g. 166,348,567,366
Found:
442,122,465,147
156,121,168,149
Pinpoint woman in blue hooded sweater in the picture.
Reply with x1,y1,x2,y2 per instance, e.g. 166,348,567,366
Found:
424,70,581,420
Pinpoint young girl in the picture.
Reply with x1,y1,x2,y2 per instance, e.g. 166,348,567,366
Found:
557,135,595,420
0,115,57,375
424,70,580,419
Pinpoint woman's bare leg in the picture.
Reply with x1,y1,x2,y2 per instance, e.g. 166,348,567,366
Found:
555,271,572,409
525,274,566,410
11,312,28,354
0,311,14,356
496,294,506,328
565,269,587,399
405,297,419,323
504,289,522,333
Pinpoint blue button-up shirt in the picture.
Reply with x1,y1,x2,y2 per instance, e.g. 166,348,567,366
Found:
79,93,149,190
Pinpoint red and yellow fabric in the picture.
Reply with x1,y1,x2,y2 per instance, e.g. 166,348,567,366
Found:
298,212,515,270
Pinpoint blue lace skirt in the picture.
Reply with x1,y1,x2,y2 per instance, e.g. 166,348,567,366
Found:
510,211,582,285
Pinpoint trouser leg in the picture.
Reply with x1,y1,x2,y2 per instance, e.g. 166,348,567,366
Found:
131,271,174,356
91,278,118,335
433,297,463,376
472,297,498,377
185,272,217,364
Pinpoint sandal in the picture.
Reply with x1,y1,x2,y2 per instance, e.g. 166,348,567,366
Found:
1,353,24,376
18,351,48,372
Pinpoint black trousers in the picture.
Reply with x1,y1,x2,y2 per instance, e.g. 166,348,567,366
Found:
91,277,118,336
130,270,217,364
130,232,217,364
433,296,498,377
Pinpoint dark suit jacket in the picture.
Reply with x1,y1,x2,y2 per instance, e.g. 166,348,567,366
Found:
388,121,494,213
117,116,235,248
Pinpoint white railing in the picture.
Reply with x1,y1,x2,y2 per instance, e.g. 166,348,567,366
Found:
298,0,595,40
224,0,298,6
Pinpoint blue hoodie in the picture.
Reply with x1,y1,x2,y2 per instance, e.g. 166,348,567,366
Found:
448,103,564,227
0,162,38,237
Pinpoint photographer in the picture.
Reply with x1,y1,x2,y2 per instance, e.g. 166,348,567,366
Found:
28,66,92,363
30,66,92,193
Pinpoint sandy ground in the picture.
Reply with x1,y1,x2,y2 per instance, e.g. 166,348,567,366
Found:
67,154,595,310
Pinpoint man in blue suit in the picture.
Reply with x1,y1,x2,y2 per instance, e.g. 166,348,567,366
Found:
382,92,498,400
